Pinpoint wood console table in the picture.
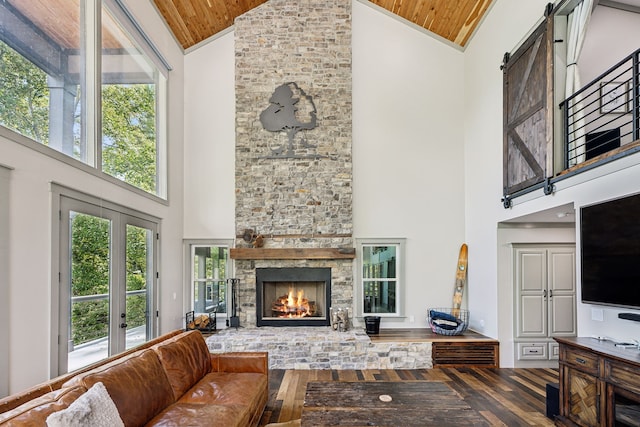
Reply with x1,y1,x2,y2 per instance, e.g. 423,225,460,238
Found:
555,337,640,426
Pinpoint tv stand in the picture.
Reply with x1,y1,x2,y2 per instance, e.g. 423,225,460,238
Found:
555,337,640,426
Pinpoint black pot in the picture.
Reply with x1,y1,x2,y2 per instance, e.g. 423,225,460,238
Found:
364,316,381,335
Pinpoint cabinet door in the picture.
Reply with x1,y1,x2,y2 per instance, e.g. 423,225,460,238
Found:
516,248,547,338
549,248,577,336
565,366,600,426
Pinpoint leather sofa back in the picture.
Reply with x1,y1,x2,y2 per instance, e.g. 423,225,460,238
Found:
63,349,175,427
0,329,183,415
0,386,86,426
152,330,212,401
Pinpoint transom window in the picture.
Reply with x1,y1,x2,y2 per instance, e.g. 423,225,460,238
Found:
0,0,168,197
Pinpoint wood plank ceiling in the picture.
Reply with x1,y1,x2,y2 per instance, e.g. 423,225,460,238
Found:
152,0,495,50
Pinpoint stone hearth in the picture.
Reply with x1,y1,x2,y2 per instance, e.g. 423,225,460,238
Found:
206,327,433,370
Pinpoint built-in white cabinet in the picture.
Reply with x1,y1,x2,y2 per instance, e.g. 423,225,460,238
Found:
514,245,576,365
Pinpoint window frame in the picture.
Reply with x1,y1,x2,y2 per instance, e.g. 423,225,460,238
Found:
183,239,234,324
0,164,11,396
355,238,405,318
50,183,160,377
0,0,170,201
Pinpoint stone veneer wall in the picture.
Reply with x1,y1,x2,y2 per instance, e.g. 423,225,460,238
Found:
207,328,433,370
234,0,353,327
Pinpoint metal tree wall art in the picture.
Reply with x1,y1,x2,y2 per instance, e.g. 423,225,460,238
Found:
260,82,318,157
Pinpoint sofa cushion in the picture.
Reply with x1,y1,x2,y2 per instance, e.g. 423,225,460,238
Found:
211,352,269,374
178,372,267,408
0,386,86,426
152,331,211,401
145,402,249,427
46,382,124,427
63,349,175,427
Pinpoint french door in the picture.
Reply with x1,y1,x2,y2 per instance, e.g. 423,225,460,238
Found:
57,196,157,374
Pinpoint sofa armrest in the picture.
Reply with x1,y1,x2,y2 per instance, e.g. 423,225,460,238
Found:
210,352,268,375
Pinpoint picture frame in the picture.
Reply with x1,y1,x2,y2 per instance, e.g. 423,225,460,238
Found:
600,82,627,114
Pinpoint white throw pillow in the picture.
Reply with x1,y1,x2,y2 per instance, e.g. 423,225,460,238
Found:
46,382,124,427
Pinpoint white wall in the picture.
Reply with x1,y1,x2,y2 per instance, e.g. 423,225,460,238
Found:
0,0,185,394
463,0,551,341
352,1,465,327
465,0,640,365
580,5,640,84
183,31,236,240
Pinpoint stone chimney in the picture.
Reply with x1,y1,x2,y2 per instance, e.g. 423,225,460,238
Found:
233,0,353,326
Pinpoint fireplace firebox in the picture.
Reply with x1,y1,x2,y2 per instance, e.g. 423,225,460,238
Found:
256,267,331,327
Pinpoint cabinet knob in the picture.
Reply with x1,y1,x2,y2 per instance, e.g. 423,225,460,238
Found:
575,357,586,364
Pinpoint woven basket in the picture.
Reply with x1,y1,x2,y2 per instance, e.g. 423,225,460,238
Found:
427,308,469,336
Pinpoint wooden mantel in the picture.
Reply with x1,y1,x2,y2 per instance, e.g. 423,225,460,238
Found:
230,248,356,260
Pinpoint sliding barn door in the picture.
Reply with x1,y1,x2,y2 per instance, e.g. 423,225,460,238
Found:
503,13,554,196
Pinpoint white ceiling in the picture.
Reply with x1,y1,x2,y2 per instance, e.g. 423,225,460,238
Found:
502,203,576,224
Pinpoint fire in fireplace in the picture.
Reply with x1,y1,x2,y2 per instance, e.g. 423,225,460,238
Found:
256,267,331,327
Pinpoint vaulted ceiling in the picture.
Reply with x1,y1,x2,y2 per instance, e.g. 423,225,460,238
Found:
152,0,495,51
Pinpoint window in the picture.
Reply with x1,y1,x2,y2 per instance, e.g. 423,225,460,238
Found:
53,186,159,375
356,239,405,317
184,240,232,318
0,0,168,198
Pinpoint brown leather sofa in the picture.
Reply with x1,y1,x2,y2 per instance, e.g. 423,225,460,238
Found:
0,330,268,426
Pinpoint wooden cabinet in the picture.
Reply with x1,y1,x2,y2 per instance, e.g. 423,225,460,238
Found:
556,337,640,426
561,346,601,426
514,245,576,364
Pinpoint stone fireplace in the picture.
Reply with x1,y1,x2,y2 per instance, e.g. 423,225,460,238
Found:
232,0,353,328
256,267,331,327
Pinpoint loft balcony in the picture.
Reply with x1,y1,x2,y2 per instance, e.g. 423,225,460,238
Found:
502,48,640,208
561,48,640,173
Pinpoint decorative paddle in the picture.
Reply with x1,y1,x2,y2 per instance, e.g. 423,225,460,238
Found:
452,243,468,318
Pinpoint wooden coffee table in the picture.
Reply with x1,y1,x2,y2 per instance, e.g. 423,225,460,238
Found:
301,381,488,426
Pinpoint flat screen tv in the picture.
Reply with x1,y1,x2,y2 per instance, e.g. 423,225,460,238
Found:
580,193,640,308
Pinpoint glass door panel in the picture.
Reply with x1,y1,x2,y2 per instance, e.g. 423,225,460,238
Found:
125,224,152,350
58,194,158,376
67,211,111,371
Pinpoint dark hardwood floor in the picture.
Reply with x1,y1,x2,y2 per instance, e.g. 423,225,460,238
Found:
258,367,559,426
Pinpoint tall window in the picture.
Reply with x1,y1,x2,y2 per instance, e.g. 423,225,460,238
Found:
356,239,405,317
54,187,159,375
0,0,168,197
185,240,232,319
